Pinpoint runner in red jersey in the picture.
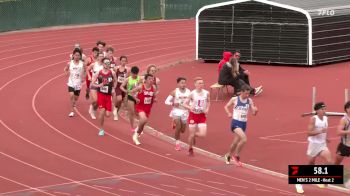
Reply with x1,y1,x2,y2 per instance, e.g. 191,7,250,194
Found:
131,74,156,145
113,55,129,120
85,47,99,99
96,40,107,56
106,46,118,70
91,58,117,136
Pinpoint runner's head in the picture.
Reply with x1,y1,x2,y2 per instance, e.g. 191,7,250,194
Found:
72,48,82,61
344,101,350,114
177,77,187,89
106,46,114,58
119,55,128,66
97,52,104,62
240,85,251,99
314,102,326,115
102,58,111,70
96,40,106,51
144,74,154,86
92,47,99,58
130,66,139,78
147,64,157,75
194,77,204,90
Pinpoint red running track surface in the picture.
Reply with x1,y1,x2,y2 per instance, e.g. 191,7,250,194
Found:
0,19,348,195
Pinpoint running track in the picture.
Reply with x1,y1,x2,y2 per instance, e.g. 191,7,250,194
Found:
0,20,347,195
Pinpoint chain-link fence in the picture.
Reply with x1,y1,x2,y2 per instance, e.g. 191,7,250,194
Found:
0,0,229,32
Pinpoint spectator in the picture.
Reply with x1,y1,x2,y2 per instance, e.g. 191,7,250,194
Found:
218,57,262,96
218,51,232,77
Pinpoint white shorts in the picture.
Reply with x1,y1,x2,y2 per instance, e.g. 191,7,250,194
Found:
307,142,328,157
169,108,188,124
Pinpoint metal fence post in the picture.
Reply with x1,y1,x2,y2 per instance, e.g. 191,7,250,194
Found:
140,0,144,20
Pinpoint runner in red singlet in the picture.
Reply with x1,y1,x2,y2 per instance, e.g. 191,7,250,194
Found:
113,55,129,120
91,58,117,136
131,74,156,145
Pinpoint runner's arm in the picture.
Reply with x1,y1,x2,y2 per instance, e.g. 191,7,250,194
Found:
249,98,258,116
164,90,176,106
204,92,211,114
224,97,236,118
112,72,118,91
182,94,193,111
91,74,102,88
120,78,128,93
336,118,350,136
64,62,70,75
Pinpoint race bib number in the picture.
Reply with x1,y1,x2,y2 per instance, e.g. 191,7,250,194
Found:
117,76,125,83
100,86,109,93
193,106,203,113
144,97,152,104
73,84,81,91
74,73,80,79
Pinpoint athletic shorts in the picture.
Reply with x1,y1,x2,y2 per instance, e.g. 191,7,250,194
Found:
336,142,350,157
97,92,112,112
188,112,206,125
127,95,137,104
135,105,152,117
68,86,81,96
231,119,247,132
170,109,188,124
307,142,328,157
115,87,126,98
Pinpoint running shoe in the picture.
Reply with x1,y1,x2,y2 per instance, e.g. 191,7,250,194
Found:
317,184,327,188
188,148,194,156
233,156,243,167
175,143,181,151
254,86,263,96
98,129,105,136
132,132,141,145
68,112,74,117
295,184,304,194
224,154,231,165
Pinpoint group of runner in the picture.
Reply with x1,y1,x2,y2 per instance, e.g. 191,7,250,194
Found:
64,41,350,193
295,101,350,194
64,41,259,159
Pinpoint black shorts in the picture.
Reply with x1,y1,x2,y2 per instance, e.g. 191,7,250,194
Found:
68,86,81,96
336,142,350,157
127,95,136,104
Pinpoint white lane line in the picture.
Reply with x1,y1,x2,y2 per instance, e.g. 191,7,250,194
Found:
160,184,178,188
229,184,248,189
186,188,203,192
93,185,114,190
207,181,225,185
210,192,227,196
119,189,136,193
0,175,55,196
53,191,71,195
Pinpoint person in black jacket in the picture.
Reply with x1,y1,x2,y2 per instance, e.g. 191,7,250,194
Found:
218,55,262,96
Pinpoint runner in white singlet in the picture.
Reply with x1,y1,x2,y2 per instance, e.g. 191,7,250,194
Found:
64,49,85,117
165,77,191,151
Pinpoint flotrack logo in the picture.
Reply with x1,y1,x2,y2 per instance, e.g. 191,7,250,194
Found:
318,9,335,16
